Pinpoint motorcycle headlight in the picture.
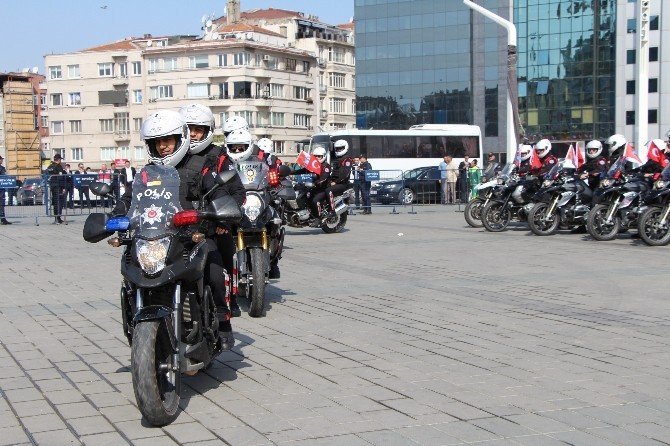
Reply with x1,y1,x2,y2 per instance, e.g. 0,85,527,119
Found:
655,180,666,190
243,193,263,221
135,237,170,275
542,179,554,188
601,179,613,188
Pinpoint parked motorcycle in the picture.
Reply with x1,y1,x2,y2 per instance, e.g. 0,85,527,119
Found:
527,162,593,236
637,165,670,246
587,157,651,241
283,174,351,233
481,169,539,232
83,165,241,426
465,163,514,228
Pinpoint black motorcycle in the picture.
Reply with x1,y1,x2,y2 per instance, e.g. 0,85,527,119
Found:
481,170,539,232
283,174,351,233
83,165,241,426
528,163,593,236
637,164,670,246
587,157,651,241
465,163,513,228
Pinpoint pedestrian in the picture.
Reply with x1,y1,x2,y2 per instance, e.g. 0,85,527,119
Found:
98,164,112,207
120,159,136,189
63,163,75,208
482,153,500,182
46,154,67,224
468,159,481,201
0,155,13,224
458,155,470,203
441,155,458,204
352,156,362,209
75,163,91,208
110,162,122,201
359,154,372,214
438,155,449,204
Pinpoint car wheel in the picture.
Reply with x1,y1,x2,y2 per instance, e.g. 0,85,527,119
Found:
399,188,415,205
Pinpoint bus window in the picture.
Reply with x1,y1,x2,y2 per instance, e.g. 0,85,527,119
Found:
363,136,384,158
439,136,480,158
417,135,436,158
385,135,415,158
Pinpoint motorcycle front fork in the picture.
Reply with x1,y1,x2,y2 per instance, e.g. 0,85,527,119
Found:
546,196,559,218
605,197,620,223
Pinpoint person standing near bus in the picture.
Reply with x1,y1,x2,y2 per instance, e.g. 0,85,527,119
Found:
358,155,372,214
458,155,470,203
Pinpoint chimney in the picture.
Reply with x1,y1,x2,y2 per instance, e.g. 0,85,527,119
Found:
227,0,241,24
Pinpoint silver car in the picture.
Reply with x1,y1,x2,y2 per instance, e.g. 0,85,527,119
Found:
16,177,45,205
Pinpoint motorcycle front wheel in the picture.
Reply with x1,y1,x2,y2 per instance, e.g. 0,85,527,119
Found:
587,204,620,241
321,212,347,233
131,321,180,426
464,199,484,228
638,207,670,246
528,203,560,236
248,247,267,318
482,201,511,232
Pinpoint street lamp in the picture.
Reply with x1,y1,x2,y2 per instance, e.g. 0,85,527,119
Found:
463,0,520,162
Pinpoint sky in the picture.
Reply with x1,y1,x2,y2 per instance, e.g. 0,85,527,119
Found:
0,0,355,73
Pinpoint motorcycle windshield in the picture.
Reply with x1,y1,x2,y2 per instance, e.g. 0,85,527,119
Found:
544,163,562,180
237,161,269,191
498,163,516,180
605,156,625,178
127,165,182,240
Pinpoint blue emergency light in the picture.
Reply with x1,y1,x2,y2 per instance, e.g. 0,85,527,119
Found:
105,216,130,232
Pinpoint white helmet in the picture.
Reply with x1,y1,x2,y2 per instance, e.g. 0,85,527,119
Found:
226,129,253,162
586,140,603,159
535,139,552,158
223,116,249,137
141,110,190,167
179,104,214,154
312,146,327,162
256,137,274,154
605,134,627,156
518,144,532,161
334,140,349,158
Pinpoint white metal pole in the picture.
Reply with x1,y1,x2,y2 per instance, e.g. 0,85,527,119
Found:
636,0,650,153
463,0,518,162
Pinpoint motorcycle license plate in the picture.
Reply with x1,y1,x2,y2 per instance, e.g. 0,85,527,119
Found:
370,190,377,195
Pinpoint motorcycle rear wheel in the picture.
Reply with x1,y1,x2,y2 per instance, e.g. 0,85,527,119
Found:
638,207,670,246
131,321,180,426
587,204,620,241
528,203,560,236
321,212,347,233
248,247,267,318
464,199,484,228
482,201,510,232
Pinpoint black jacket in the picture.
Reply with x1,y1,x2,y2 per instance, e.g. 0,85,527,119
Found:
331,156,353,185
46,162,67,188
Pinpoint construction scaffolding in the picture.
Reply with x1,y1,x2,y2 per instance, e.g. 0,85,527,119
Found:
1,74,41,177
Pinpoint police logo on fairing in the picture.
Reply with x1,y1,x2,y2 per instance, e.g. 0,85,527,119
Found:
141,204,164,225
245,168,256,181
598,159,606,165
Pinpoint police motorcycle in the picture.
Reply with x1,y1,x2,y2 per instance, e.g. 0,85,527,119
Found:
481,166,540,232
637,164,670,246
234,160,291,317
527,161,593,236
82,165,241,426
587,156,651,241
465,163,513,228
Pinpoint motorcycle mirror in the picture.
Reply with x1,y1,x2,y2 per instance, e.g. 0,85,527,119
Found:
278,164,292,178
208,196,242,221
83,213,112,243
89,181,111,197
216,170,238,185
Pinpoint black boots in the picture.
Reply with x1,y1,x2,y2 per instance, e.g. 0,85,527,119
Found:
229,295,242,318
269,262,280,279
0,218,11,225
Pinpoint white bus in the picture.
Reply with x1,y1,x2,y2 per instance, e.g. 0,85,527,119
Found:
309,124,483,172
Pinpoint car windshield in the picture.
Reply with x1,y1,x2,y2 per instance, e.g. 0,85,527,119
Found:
24,179,41,186
403,169,425,180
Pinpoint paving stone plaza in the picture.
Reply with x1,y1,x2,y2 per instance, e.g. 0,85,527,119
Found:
1,207,669,445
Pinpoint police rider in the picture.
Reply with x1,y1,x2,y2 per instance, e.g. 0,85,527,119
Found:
180,104,246,317
113,110,245,350
255,137,281,167
293,146,332,223
578,140,608,190
534,139,558,176
639,138,670,178
516,144,536,177
324,140,353,212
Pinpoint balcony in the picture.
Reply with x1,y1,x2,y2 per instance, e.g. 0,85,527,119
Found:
113,132,131,142
112,76,129,86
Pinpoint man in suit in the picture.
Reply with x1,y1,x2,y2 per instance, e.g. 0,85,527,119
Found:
120,160,136,188
458,155,470,202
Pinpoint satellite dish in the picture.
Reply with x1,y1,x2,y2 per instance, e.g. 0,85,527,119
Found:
21,67,29,73
349,17,354,23
206,19,213,28
246,32,253,40
146,39,153,47
31,67,39,73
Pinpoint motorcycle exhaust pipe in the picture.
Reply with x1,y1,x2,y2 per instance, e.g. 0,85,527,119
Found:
334,199,348,215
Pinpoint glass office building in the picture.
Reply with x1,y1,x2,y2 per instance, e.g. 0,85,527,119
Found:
355,0,617,147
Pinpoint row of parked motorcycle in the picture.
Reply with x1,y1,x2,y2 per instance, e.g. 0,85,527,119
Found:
463,159,670,246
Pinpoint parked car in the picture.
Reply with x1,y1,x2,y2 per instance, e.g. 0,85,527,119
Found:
16,177,45,205
371,166,442,204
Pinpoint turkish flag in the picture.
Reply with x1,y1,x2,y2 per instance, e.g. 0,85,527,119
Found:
530,147,542,169
647,140,669,167
624,143,642,165
296,151,322,174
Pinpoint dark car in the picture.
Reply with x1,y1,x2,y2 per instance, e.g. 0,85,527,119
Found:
371,166,441,204
16,177,45,205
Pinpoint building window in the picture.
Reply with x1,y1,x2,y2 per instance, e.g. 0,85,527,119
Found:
40,116,48,128
118,146,130,159
132,90,142,104
233,81,252,99
218,83,229,99
270,112,285,126
650,15,659,31
40,94,46,105
51,121,64,134
626,111,635,125
150,85,173,99
627,19,636,33
218,112,227,127
53,148,66,160
100,147,116,161
100,119,114,133
134,146,145,160
49,66,62,79
351,75,356,89
218,54,227,67
294,86,311,100
329,98,345,114
70,120,82,133
163,57,178,71
328,47,345,63
71,148,83,161
118,63,128,77
627,50,636,64
234,111,254,126
67,65,80,78
147,59,158,73
51,93,62,106
263,55,279,70
188,55,209,69
68,92,81,106
649,110,658,124
133,118,143,132
233,52,251,66
114,112,130,134
132,61,142,75
98,62,113,76
626,80,635,95
329,73,346,88
649,47,658,62
649,78,658,93
302,61,310,73
293,114,311,128
273,140,285,154
285,58,297,71
187,83,210,98
268,83,283,98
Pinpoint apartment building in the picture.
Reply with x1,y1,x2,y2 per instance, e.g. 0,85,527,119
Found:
44,29,318,167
